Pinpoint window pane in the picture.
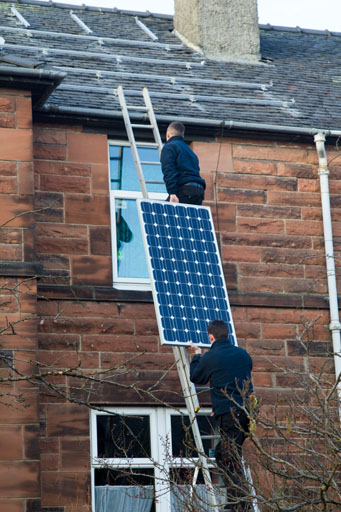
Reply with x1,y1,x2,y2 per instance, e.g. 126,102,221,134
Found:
171,415,216,458
109,145,166,193
115,199,149,279
97,414,151,458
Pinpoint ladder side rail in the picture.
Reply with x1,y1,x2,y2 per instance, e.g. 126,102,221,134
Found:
173,346,219,510
117,85,148,198
142,87,164,156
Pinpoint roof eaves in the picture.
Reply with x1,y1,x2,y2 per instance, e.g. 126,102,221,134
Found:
259,23,341,38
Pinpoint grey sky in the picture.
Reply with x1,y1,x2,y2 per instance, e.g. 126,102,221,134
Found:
44,0,341,31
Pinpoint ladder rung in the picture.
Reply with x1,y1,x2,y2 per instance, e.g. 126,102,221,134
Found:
145,180,165,185
140,161,161,165
126,105,148,111
131,124,154,129
196,386,211,390
201,435,220,440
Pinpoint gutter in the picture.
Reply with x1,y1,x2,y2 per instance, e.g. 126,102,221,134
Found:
40,104,341,137
314,133,341,405
0,66,66,108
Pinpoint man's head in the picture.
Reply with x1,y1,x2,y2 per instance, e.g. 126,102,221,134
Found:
166,121,185,141
207,319,229,343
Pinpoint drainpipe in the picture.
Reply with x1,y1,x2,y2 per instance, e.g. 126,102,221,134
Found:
314,133,341,402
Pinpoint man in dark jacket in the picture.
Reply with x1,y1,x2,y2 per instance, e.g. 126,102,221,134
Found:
190,319,253,511
160,121,206,204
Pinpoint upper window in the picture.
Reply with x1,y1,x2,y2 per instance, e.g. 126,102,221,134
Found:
109,142,167,290
90,407,223,512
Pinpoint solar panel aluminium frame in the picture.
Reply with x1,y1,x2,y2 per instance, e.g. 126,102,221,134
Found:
137,198,238,348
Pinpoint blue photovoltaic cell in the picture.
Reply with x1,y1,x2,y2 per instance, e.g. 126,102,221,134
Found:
137,200,237,347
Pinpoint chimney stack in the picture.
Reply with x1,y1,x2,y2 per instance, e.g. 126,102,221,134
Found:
174,0,260,62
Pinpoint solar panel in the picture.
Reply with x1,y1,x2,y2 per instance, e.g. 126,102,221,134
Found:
137,199,237,347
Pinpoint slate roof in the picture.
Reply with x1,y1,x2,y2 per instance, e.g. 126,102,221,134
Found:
1,0,341,134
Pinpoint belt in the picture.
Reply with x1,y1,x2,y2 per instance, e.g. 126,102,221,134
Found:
182,181,204,189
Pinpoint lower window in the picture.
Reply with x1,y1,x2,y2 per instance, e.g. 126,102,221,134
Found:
90,407,224,512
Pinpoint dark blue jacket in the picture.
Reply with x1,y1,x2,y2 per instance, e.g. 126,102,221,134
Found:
160,135,206,195
190,338,253,417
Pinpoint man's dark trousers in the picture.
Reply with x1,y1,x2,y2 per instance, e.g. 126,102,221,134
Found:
166,182,205,205
215,409,251,511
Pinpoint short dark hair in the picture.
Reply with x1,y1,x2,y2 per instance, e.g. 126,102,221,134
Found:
167,121,185,137
208,320,229,340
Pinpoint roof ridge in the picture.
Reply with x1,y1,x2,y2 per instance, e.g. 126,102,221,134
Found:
259,23,341,38
2,0,173,19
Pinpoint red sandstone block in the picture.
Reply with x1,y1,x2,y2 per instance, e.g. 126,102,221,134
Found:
40,437,59,454
40,174,90,194
36,223,87,239
239,262,304,278
233,144,307,162
239,276,284,293
298,178,319,193
237,204,301,220
277,162,315,178
33,128,66,145
38,254,70,270
65,194,110,225
0,500,25,512
118,302,156,319
39,316,134,336
34,144,66,161
0,243,22,261
286,219,323,236
217,188,266,204
0,128,32,161
253,355,304,373
222,232,312,250
0,294,21,313
217,173,297,191
0,96,15,112
222,244,262,262
237,217,284,234
81,334,158,353
61,439,90,470
253,372,273,387
283,277,327,295
89,226,111,256
58,300,119,318
304,264,327,279
0,176,16,193
41,453,60,471
302,207,322,220
234,322,260,339
306,150,320,165
41,471,90,508
72,255,112,286
0,113,15,128
37,238,88,255
46,404,89,437
91,163,109,194
261,247,324,266
233,159,277,175
0,161,16,176
267,190,321,207
246,338,285,356
211,203,236,232
191,142,232,172
15,96,32,129
0,425,23,460
0,462,39,497
101,351,174,369
34,160,91,176
262,323,297,340
0,228,22,244
68,132,108,164
18,162,34,194
135,318,159,335
38,333,80,351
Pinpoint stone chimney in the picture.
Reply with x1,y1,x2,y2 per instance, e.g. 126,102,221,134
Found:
174,0,260,62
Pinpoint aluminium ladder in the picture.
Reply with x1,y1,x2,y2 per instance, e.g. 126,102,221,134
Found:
117,85,220,511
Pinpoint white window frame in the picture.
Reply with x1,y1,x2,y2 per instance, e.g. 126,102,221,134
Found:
108,140,167,291
90,406,213,512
